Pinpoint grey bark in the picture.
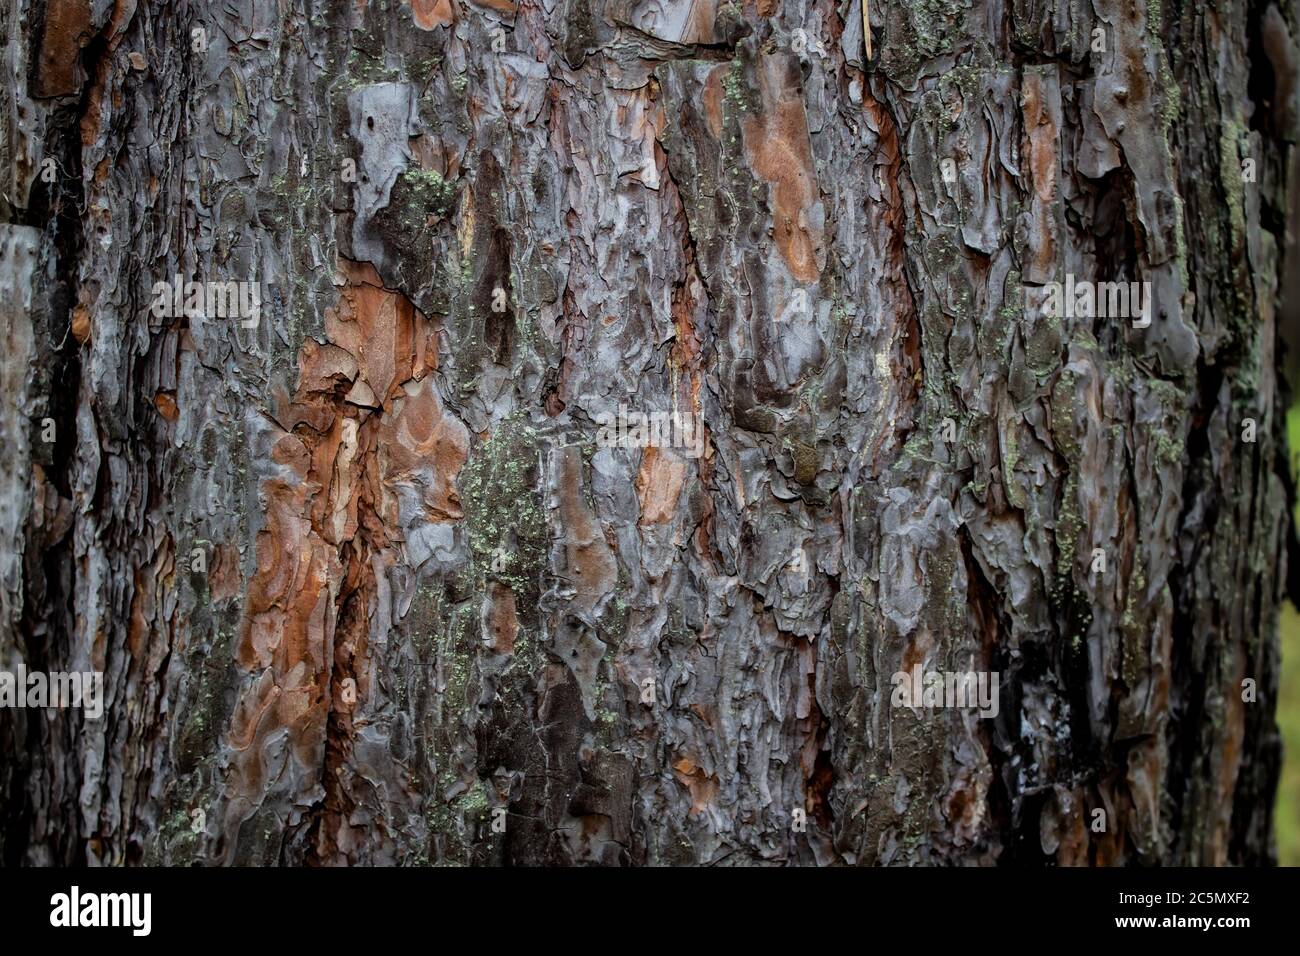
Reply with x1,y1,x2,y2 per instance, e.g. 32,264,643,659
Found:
0,0,1294,865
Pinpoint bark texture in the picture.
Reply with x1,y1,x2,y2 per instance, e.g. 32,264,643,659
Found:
0,0,1296,865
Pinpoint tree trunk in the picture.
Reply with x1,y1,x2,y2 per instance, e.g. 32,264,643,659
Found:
1,0,1294,866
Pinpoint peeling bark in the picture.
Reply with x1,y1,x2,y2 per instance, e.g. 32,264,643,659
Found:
0,0,1294,866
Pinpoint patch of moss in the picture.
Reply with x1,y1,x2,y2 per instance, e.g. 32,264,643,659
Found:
398,167,458,223
458,415,549,599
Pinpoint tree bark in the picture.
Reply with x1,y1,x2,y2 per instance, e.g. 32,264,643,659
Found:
0,0,1295,866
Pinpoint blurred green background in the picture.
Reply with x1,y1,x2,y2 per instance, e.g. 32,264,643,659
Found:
1279,404,1300,865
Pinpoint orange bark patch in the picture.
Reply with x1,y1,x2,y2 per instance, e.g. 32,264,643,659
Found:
1020,72,1059,278
78,0,134,147
1021,72,1058,203
404,0,455,29
683,0,718,44
209,543,243,601
240,462,336,674
80,78,104,148
228,260,465,835
325,262,418,407
377,378,469,524
635,446,687,525
153,390,178,421
742,58,823,282
467,0,517,13
1045,787,1091,866
71,305,91,344
127,568,149,660
234,454,339,776
701,64,727,140
898,629,934,680
34,0,91,98
126,538,174,665
672,756,718,816
483,581,518,654
555,447,618,612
